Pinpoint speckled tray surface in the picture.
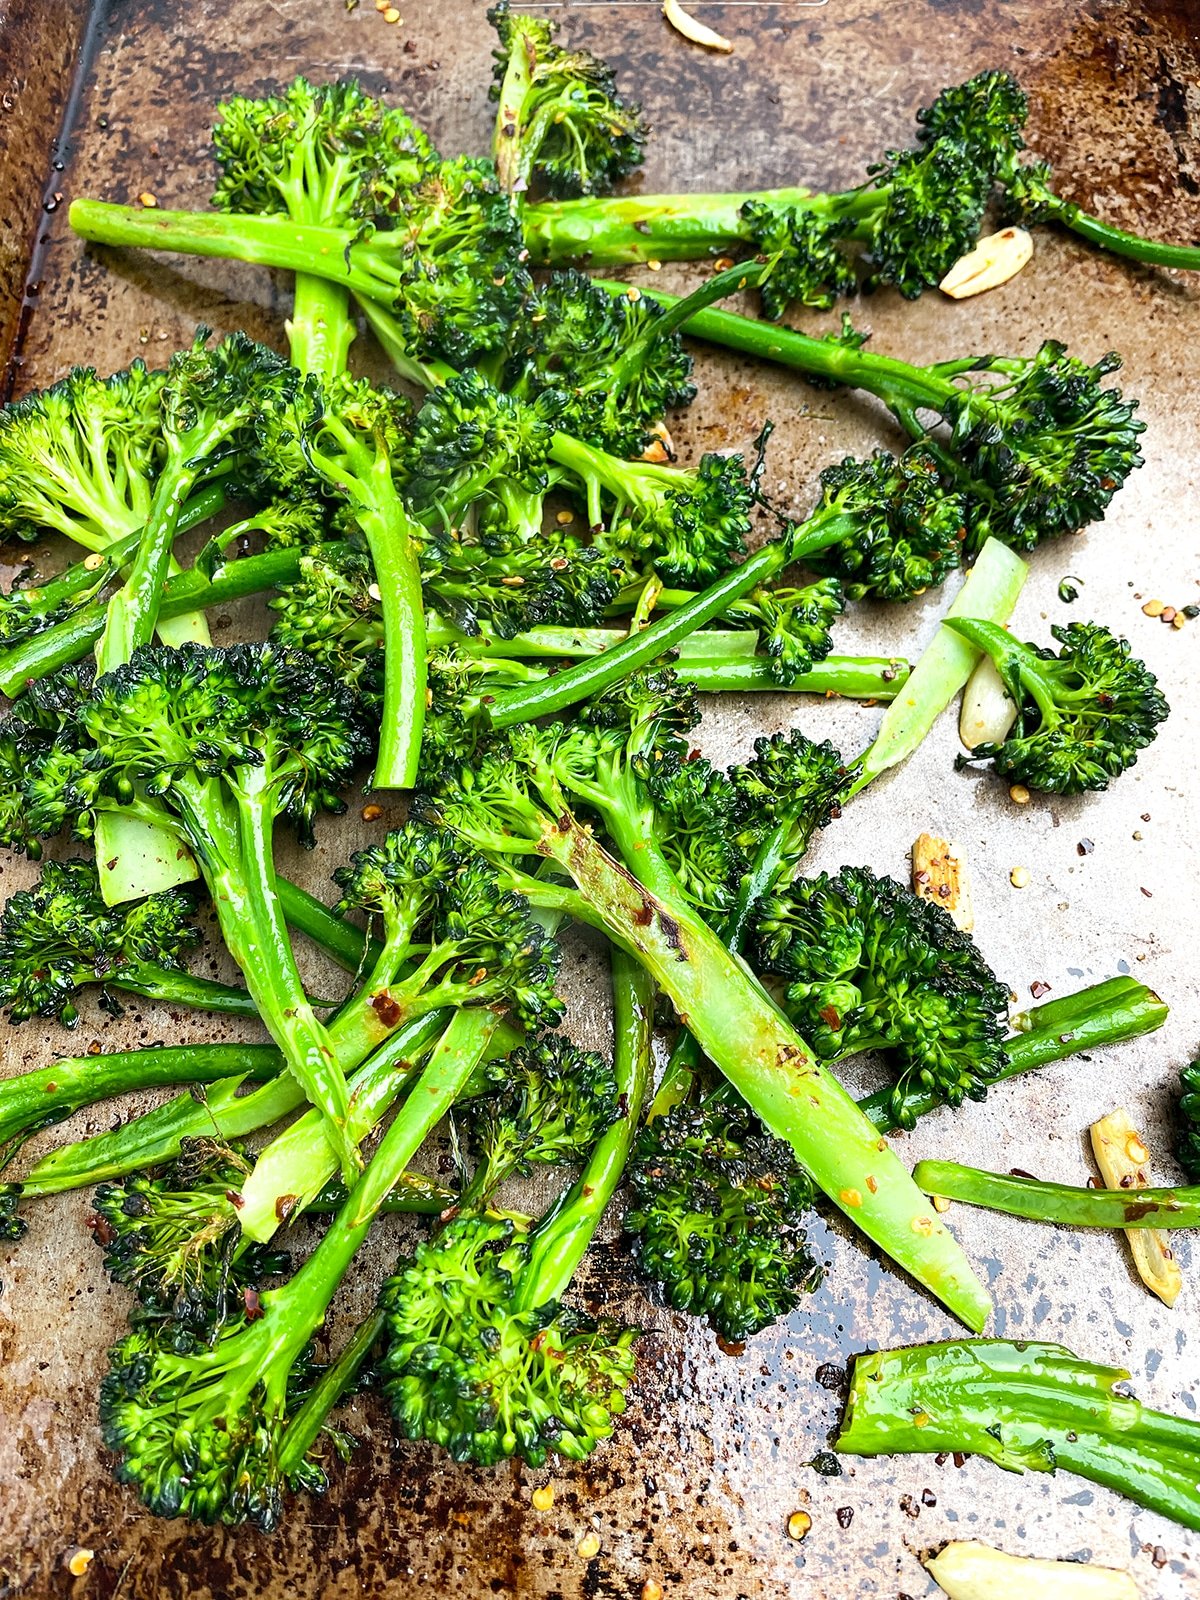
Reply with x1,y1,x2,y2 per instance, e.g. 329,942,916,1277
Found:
0,1,1198,1595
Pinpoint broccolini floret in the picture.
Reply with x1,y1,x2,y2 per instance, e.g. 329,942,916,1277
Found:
625,1092,820,1344
0,858,258,1027
948,617,1169,794
755,865,1010,1128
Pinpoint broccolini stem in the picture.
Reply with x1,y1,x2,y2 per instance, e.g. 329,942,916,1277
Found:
857,977,1168,1133
16,1013,448,1198
275,874,377,975
835,1338,1200,1531
0,1042,281,1153
276,1305,387,1479
0,541,338,697
520,187,864,267
492,20,536,197
847,538,1027,797
433,615,909,698
536,815,992,1330
287,272,356,383
678,655,909,699
96,453,207,672
589,276,954,415
514,946,654,1311
914,1160,1200,1229
1,482,225,630
484,504,860,729
85,961,266,1017
223,778,360,1184
349,468,427,790
237,1012,522,1243
68,202,393,299
944,617,1063,729
1035,190,1200,270
269,1007,502,1323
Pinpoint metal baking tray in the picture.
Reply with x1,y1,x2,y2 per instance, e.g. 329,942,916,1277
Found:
1,0,1198,1594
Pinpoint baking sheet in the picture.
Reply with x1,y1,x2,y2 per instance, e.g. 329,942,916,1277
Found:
1,0,1199,1594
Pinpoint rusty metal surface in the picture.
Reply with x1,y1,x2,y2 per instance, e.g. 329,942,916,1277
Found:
1,0,1200,1595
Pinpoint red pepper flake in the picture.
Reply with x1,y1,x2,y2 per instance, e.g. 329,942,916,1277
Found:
835,1506,854,1529
87,1212,117,1247
818,1004,842,1030
1077,838,1094,856
242,1288,263,1321
921,1488,937,1507
1141,886,1153,898
1030,980,1051,999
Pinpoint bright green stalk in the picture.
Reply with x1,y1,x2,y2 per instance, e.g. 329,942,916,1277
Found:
915,1161,1200,1229
484,503,861,730
858,977,1168,1134
835,1339,1200,1532
1014,187,1200,271
237,1011,521,1243
0,539,327,697
275,1303,386,1479
678,654,908,699
308,420,426,789
590,270,971,416
533,813,990,1330
521,186,856,267
287,274,355,383
0,483,225,648
0,1043,281,1156
215,772,359,1183
67,202,419,315
513,947,654,1312
847,538,1027,797
15,1013,448,1198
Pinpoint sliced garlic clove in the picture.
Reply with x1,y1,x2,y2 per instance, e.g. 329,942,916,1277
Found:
1090,1108,1183,1308
662,0,734,53
960,651,1018,749
940,226,1033,300
926,1540,1140,1600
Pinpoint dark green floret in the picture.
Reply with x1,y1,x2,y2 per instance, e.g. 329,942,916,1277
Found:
500,269,695,457
1178,1062,1200,1183
489,2,646,199
755,865,1010,1128
0,858,255,1027
459,1034,619,1205
90,1141,289,1340
379,1214,636,1465
948,618,1169,794
625,1092,820,1343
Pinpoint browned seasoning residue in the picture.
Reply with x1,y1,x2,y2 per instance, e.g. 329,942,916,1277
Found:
371,991,403,1027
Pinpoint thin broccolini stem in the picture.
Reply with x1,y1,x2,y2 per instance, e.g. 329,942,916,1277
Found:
519,186,866,268
0,540,342,698
590,275,956,415
287,273,356,383
1038,191,1200,270
223,778,360,1184
914,1161,1200,1229
0,1043,282,1153
514,945,654,1311
484,504,861,730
